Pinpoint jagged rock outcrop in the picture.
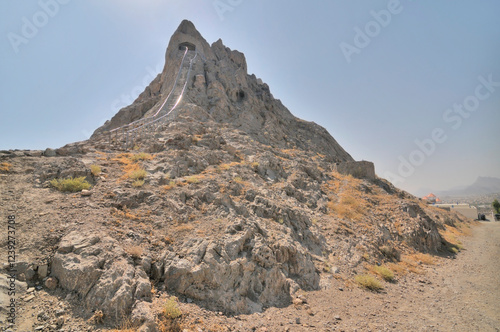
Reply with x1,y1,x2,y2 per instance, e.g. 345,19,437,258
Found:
51,229,153,326
92,20,353,163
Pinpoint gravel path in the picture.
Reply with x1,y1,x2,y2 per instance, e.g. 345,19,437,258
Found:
413,221,500,331
230,222,500,331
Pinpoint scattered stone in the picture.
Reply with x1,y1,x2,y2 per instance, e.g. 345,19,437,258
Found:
44,277,58,290
25,267,36,281
80,189,92,197
23,294,35,302
37,264,48,278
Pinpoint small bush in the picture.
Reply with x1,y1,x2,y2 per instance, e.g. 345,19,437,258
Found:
372,265,395,281
164,296,182,319
129,168,147,180
50,177,91,192
186,176,200,184
130,152,153,161
132,179,145,187
355,274,383,291
90,164,101,176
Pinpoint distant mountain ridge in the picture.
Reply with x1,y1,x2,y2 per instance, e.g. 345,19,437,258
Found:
436,176,500,197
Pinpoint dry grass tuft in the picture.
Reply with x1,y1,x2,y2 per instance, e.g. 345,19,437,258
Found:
0,162,13,172
125,245,143,259
329,193,366,221
130,152,153,161
354,274,383,291
90,164,101,176
164,296,182,319
129,168,147,180
370,265,395,281
50,177,91,192
186,175,201,184
132,179,145,187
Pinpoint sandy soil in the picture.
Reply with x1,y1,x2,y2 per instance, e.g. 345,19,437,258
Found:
204,221,500,331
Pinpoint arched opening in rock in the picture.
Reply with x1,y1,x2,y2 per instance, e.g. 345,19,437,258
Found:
178,42,196,51
236,90,246,102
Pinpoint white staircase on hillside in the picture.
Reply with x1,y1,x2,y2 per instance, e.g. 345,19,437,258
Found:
105,47,201,149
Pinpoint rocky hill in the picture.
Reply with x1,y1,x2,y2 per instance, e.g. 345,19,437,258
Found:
0,20,474,332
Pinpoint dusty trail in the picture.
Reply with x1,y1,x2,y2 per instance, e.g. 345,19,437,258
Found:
412,221,500,331
239,222,500,332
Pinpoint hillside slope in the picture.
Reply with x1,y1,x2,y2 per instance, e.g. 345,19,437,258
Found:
0,20,474,331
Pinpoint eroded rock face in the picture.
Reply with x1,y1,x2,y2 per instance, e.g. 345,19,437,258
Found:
51,230,152,324
154,218,319,314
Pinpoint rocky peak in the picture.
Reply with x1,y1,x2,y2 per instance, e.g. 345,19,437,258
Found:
93,20,353,163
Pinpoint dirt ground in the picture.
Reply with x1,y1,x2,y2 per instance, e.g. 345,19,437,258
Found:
215,221,500,331
2,219,499,332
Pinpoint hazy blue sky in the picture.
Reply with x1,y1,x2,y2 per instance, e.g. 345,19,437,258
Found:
1,0,499,195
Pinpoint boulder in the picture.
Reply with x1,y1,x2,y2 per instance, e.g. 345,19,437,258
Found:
51,230,152,323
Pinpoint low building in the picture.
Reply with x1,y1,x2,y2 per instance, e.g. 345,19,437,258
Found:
434,203,478,219
422,193,442,204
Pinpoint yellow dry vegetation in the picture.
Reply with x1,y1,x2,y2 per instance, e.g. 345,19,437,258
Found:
112,153,151,181
324,172,368,221
368,264,395,281
0,162,12,172
354,274,383,291
125,245,143,259
439,223,470,252
111,207,149,221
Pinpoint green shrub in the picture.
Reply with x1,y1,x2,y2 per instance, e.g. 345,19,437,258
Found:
355,274,383,291
129,168,147,180
90,164,101,176
50,177,91,192
186,176,200,184
372,265,395,281
130,152,153,162
164,296,182,319
132,180,145,187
